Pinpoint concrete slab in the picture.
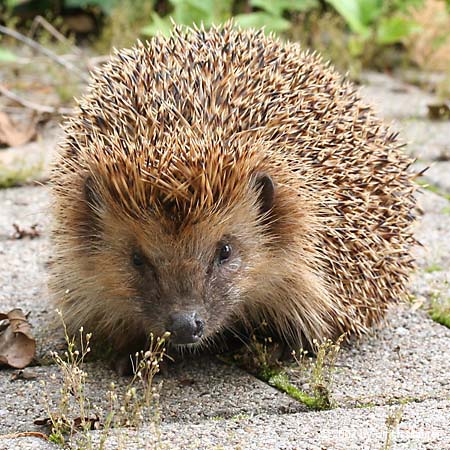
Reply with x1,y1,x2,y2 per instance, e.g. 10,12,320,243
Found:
397,119,450,162
0,359,301,435
3,399,450,450
71,399,450,450
0,125,61,186
359,72,437,120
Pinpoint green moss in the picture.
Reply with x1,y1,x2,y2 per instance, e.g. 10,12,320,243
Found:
231,413,250,421
430,303,450,328
441,206,450,215
0,163,42,188
425,264,443,273
356,401,377,408
416,180,450,201
259,367,332,410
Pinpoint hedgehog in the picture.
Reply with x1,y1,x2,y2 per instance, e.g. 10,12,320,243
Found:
50,24,417,366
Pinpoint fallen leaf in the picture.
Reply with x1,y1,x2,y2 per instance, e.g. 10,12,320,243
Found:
0,111,36,147
179,378,195,386
34,415,101,431
10,369,37,381
9,223,41,240
73,415,101,430
33,417,53,427
428,103,450,120
0,309,36,369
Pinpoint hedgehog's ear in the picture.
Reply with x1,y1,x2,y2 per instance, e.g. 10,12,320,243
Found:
253,173,275,216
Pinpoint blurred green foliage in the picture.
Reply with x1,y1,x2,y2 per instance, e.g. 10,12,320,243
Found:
2,0,450,74
0,0,426,40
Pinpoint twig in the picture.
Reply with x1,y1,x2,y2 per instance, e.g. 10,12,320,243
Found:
0,84,74,115
87,54,110,71
0,432,48,440
0,25,89,82
29,15,82,56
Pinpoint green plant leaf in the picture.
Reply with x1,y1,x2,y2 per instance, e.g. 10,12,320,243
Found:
347,35,366,57
359,0,383,25
141,12,173,37
0,47,18,63
325,0,370,36
234,12,290,33
170,0,232,26
251,0,318,16
65,0,119,15
376,16,418,45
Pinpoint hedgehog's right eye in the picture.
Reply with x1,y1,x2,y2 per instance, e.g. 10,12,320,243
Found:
217,244,232,264
132,252,145,268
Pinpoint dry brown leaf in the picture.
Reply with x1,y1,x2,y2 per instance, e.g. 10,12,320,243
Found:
10,368,37,381
34,415,101,431
0,309,36,369
428,103,450,120
9,223,41,240
0,111,36,147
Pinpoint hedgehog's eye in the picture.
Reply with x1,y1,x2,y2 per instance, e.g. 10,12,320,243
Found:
217,244,232,264
132,252,145,268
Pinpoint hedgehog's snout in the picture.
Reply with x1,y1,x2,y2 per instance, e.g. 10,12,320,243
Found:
166,311,205,345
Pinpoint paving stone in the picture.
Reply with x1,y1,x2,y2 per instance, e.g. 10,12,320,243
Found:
397,119,450,162
0,186,55,358
3,399,450,449
419,162,450,194
0,125,61,185
359,72,437,120
0,359,301,435
317,307,449,407
73,399,450,450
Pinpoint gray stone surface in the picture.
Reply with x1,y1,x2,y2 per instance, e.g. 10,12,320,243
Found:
397,119,450,161
2,399,450,450
359,72,436,120
1,72,450,449
0,125,61,185
69,399,450,450
420,162,450,194
0,359,301,435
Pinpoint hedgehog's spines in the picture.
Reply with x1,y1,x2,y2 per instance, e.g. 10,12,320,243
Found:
51,23,416,349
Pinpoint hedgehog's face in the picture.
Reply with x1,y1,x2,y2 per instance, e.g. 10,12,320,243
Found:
82,173,276,349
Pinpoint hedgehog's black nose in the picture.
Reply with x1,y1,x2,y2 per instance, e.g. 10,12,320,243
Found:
167,312,204,344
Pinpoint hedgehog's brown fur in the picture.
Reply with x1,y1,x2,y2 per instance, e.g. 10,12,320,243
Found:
50,24,417,357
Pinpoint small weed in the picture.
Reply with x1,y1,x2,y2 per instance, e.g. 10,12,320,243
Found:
441,206,450,215
228,332,344,411
291,336,345,410
41,310,168,449
382,404,404,450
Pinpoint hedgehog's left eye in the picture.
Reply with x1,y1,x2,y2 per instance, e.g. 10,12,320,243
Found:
217,244,232,264
132,252,145,268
